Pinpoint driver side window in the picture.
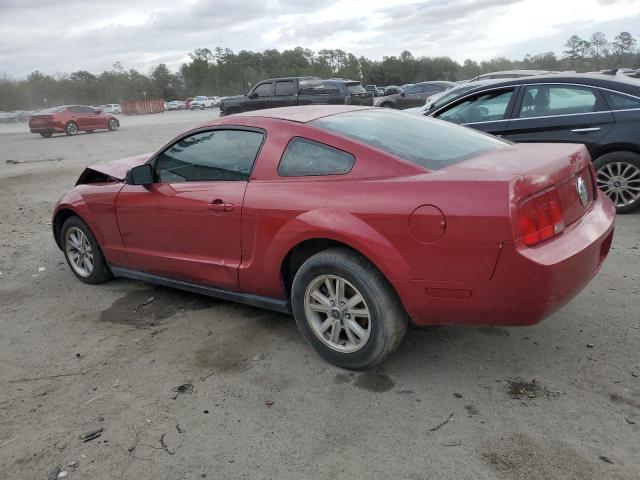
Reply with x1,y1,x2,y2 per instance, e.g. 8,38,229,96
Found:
437,89,515,124
155,130,264,183
253,82,273,97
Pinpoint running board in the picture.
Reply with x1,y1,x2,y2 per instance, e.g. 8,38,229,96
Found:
110,266,291,314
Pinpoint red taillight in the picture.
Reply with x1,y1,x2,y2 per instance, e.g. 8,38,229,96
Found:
518,187,565,246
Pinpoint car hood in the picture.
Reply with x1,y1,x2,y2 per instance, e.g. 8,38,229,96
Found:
222,95,246,103
86,153,152,181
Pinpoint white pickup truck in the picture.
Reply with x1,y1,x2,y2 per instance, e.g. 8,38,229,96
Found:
189,95,215,110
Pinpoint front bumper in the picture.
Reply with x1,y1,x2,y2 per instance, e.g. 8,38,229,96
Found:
394,191,616,326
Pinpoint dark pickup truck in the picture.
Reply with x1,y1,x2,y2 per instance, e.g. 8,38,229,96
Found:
219,76,373,116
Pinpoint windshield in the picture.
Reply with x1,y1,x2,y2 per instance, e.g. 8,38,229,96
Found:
430,85,478,109
194,96,207,101
310,109,507,170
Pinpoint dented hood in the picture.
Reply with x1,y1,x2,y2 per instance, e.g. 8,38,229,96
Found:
87,153,152,181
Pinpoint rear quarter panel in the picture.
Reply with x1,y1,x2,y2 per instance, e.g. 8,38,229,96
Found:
238,119,516,300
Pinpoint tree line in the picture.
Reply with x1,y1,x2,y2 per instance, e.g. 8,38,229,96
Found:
0,31,637,111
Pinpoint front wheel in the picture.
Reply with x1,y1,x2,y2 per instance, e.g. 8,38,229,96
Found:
380,103,393,108
108,119,119,131
61,216,113,284
594,151,640,213
291,248,407,370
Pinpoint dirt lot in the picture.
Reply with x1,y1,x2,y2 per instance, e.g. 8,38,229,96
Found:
1,110,639,479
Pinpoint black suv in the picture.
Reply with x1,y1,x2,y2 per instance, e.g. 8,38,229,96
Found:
377,81,457,110
219,77,372,116
427,74,640,212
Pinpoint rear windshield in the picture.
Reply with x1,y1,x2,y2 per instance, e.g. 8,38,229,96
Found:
346,83,366,93
34,106,65,114
310,109,507,170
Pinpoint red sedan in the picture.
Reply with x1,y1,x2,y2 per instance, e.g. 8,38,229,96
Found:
29,105,119,137
52,106,615,369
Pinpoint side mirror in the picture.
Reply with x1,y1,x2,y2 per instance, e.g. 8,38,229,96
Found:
248,91,258,99
400,92,406,97
95,109,102,114
125,164,154,185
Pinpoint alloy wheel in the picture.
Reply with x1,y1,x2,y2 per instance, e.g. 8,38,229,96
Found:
65,227,94,277
303,274,371,353
66,123,78,135
596,161,640,208
108,119,119,131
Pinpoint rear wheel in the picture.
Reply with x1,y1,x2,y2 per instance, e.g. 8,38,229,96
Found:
39,131,52,138
65,121,78,136
291,248,407,370
380,103,393,108
108,119,119,131
61,216,113,284
594,151,640,213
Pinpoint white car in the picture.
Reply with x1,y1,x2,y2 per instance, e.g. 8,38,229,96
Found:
99,104,122,114
189,95,215,110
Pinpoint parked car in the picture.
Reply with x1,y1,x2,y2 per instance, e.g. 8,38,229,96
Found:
29,105,119,137
426,74,640,212
52,105,614,369
365,85,380,97
376,81,457,109
219,77,372,116
189,95,215,110
405,81,497,115
377,87,385,96
468,70,553,82
384,85,402,96
0,111,17,123
166,100,185,111
99,104,122,114
208,96,221,107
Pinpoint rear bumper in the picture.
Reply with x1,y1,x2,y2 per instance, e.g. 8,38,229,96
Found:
394,191,616,326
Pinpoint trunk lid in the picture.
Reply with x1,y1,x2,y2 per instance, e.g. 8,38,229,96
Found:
447,143,595,227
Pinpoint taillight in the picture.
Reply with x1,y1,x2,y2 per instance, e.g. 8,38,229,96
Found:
518,187,565,246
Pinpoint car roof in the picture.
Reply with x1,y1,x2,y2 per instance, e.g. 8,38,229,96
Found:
260,76,320,82
229,105,373,123
415,80,458,86
442,73,640,98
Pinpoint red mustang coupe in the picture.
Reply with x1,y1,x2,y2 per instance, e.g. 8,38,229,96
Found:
52,106,615,369
29,105,119,137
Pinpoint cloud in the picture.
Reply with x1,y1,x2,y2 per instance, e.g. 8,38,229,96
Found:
0,0,638,77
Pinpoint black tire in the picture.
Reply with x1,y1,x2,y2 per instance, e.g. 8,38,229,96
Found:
61,216,113,284
65,121,78,136
291,248,407,370
40,131,52,138
593,151,640,214
380,103,393,108
107,119,119,131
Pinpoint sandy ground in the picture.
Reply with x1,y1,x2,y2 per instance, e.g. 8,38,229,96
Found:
0,109,639,480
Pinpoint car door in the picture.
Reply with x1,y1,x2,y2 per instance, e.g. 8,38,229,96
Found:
85,106,105,129
68,106,90,129
273,80,297,107
432,87,518,136
115,128,265,290
247,82,274,110
504,84,614,152
398,84,424,108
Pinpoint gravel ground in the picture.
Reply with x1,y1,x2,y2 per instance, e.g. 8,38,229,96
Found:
1,109,639,479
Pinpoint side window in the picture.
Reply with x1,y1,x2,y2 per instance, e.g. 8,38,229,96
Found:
81,106,96,113
275,81,294,96
155,130,264,183
602,90,640,110
69,106,82,113
404,85,421,94
424,85,447,94
519,85,601,118
253,83,273,97
278,138,355,177
437,89,514,124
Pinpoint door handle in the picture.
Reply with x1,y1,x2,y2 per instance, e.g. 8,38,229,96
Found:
570,127,600,133
208,199,234,212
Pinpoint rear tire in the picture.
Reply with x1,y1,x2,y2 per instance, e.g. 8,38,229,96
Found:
380,103,393,108
594,151,640,214
65,122,78,136
61,216,113,284
291,248,407,370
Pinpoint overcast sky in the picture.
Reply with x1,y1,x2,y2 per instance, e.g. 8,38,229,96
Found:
1,0,639,78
